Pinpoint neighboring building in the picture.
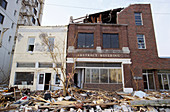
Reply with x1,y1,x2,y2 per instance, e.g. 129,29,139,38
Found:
67,4,170,91
0,0,21,84
0,0,45,84
9,26,67,91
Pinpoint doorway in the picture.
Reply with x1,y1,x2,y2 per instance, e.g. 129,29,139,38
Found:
37,73,51,90
44,73,51,90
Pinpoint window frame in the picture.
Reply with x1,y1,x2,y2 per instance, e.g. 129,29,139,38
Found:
27,37,35,52
14,72,34,85
0,13,5,24
0,0,7,10
102,33,120,49
85,67,122,84
142,70,155,90
134,12,143,26
77,33,94,49
137,34,146,49
47,37,55,52
158,73,170,91
55,74,60,84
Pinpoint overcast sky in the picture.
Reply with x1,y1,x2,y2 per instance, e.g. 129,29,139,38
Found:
42,0,170,57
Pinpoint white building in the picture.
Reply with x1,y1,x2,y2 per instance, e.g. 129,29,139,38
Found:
0,0,45,84
9,26,67,91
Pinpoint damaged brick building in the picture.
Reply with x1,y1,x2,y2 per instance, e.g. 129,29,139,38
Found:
67,4,170,92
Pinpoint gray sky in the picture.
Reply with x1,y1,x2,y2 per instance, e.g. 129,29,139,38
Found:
42,0,170,57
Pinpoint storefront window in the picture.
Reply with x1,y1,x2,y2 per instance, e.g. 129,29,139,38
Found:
85,68,122,84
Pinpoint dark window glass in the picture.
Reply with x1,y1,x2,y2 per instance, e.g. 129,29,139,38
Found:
34,8,37,15
32,17,36,24
39,74,44,84
77,33,94,48
39,63,53,68
55,74,60,84
28,38,35,52
103,33,119,48
14,72,34,85
0,0,7,10
17,62,35,68
134,12,142,25
0,13,4,24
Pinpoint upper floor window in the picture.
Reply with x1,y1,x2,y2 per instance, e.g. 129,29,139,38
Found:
103,33,119,48
32,17,36,24
0,13,4,24
14,10,17,16
137,34,146,49
47,37,54,52
134,12,143,25
34,8,37,16
0,0,7,10
77,33,94,48
27,37,35,52
16,0,19,4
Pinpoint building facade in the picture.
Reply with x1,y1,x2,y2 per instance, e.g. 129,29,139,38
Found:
0,0,45,84
67,4,170,91
9,26,67,91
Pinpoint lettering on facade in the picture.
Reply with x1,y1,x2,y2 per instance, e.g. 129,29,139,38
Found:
76,53,129,58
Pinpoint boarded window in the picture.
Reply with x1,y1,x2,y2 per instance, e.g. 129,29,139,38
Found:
77,33,94,48
14,72,34,85
135,12,142,25
28,37,35,52
17,62,35,68
39,63,53,68
103,33,119,48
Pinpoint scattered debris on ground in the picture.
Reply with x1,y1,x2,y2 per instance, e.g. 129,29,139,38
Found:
0,86,170,111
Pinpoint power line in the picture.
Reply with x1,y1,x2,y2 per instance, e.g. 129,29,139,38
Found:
45,4,170,15
46,4,103,10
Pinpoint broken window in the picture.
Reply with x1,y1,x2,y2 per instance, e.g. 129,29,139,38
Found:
103,33,119,48
27,37,35,52
0,13,4,24
47,37,54,52
14,72,34,85
17,62,35,68
39,63,53,68
77,33,94,48
85,68,122,84
134,12,143,25
158,70,170,90
0,0,7,10
137,34,146,49
142,70,155,90
55,74,60,84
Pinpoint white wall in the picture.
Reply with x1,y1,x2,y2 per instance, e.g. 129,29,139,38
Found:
9,26,67,91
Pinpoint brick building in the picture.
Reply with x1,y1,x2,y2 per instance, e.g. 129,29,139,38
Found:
66,4,170,92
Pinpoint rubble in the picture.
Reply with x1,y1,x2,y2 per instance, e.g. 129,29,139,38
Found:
0,86,170,111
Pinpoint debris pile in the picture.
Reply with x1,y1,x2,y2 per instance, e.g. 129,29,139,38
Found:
0,87,170,111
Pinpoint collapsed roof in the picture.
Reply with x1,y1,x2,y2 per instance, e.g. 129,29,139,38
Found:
70,8,124,24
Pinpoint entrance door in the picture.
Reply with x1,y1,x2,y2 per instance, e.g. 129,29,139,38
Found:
44,73,51,90
37,73,45,90
37,73,51,90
